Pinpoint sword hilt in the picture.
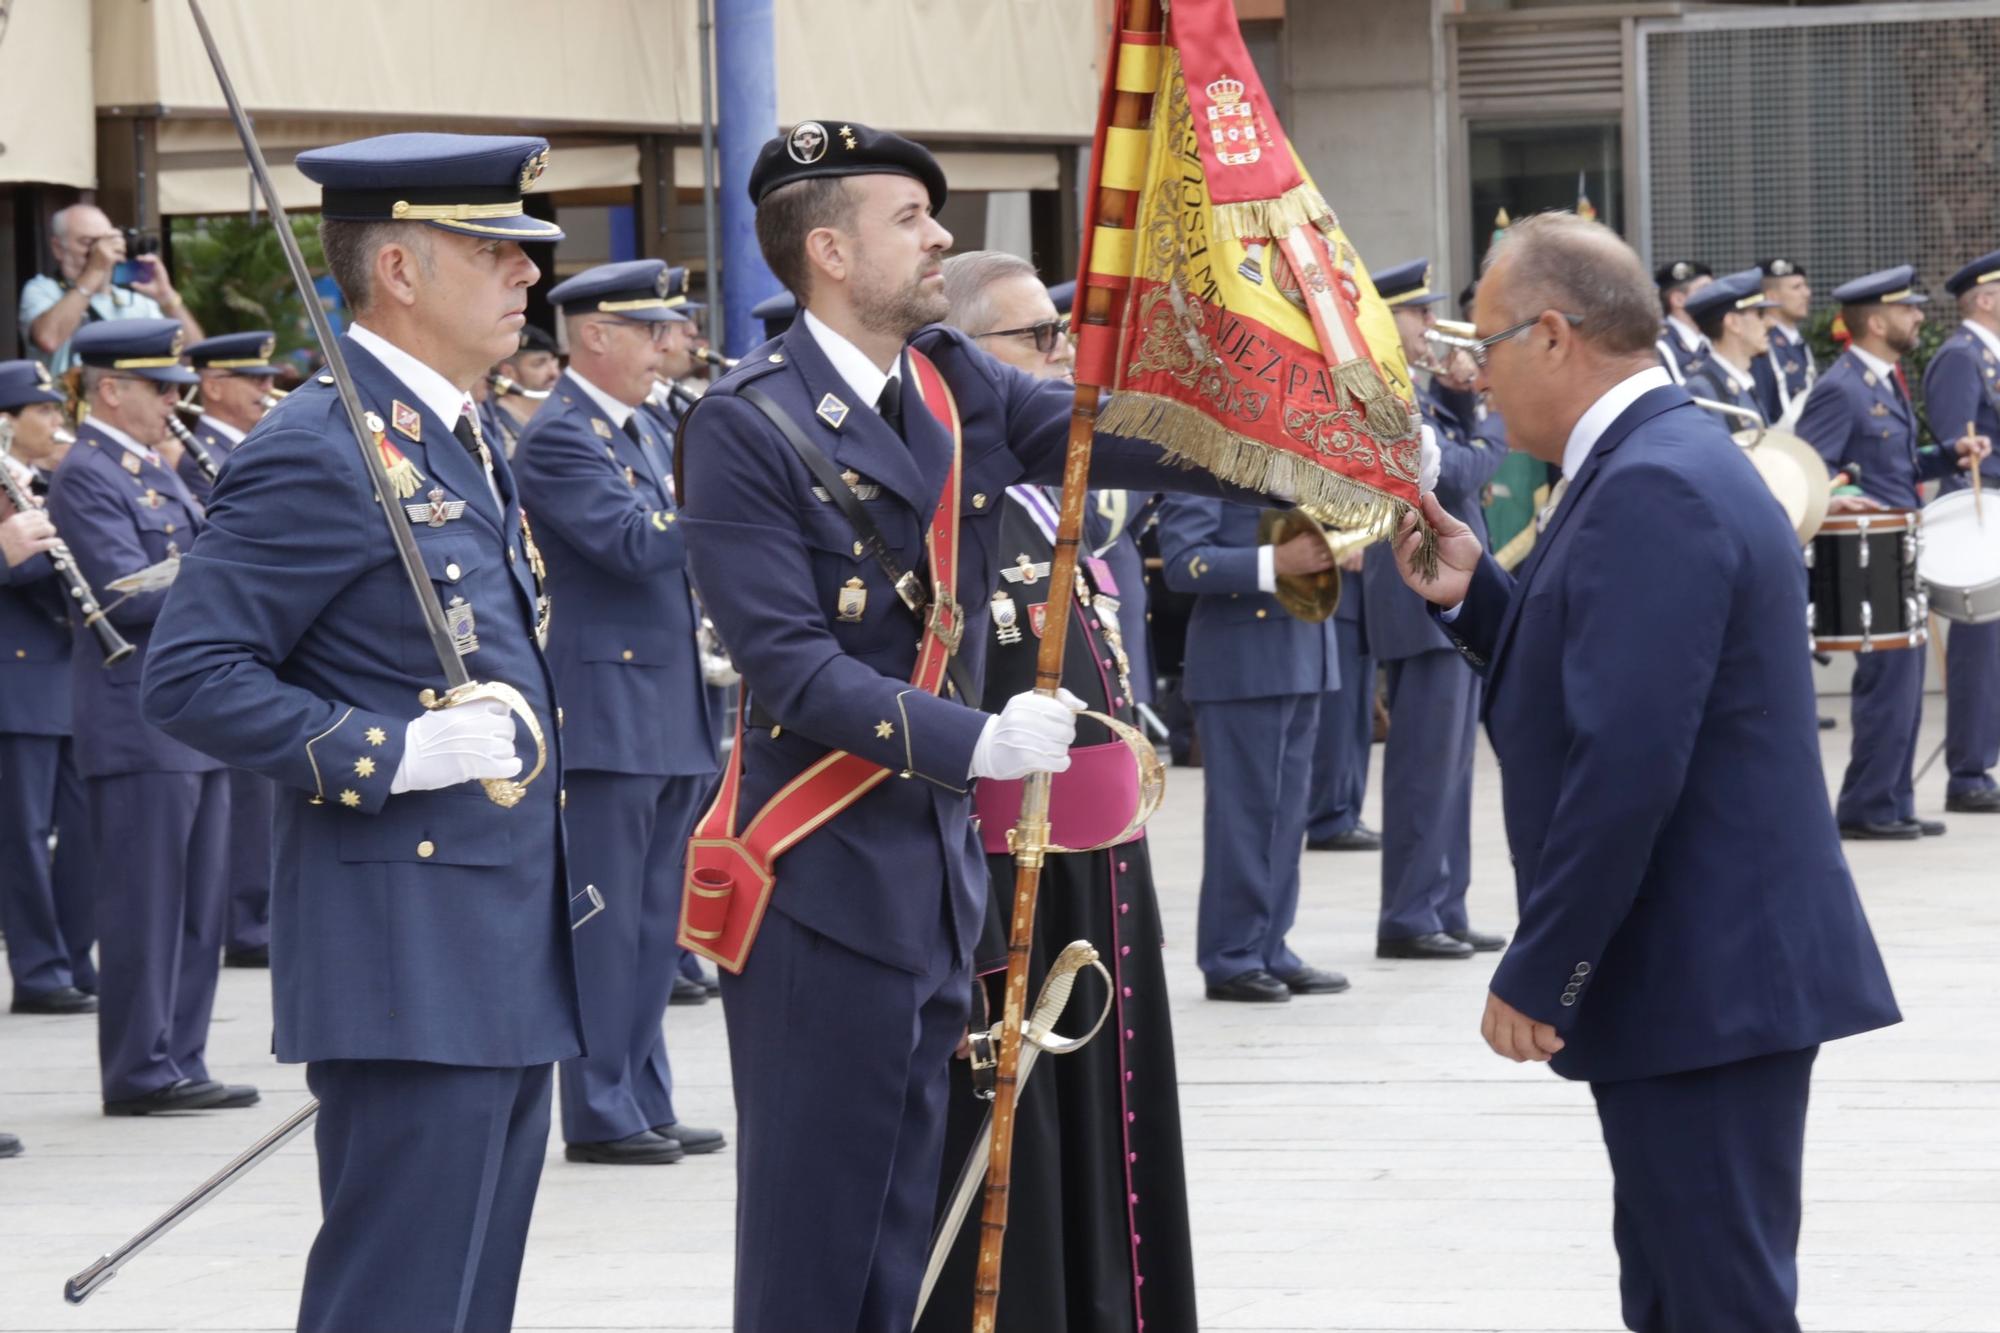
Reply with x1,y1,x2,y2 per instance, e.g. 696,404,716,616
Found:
418,679,548,808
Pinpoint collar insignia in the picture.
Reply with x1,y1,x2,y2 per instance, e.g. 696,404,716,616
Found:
391,400,422,442
816,393,849,430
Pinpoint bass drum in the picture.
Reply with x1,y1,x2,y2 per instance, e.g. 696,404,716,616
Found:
1807,508,1926,652
1918,489,2000,623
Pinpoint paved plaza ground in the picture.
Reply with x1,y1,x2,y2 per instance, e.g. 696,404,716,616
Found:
3,709,1997,1331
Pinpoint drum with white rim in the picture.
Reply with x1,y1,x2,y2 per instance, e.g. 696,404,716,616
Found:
1918,489,2000,624
1806,508,1926,652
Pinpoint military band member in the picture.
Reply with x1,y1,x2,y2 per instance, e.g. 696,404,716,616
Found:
1922,250,2000,815
512,259,725,1165
1305,533,1378,852
1653,260,1714,385
636,266,707,440
676,120,1271,1331
1683,269,1777,426
1795,266,1986,840
1361,259,1506,960
48,320,256,1116
143,134,584,1331
0,360,96,1015
183,331,287,968
479,323,559,457
1754,258,1816,422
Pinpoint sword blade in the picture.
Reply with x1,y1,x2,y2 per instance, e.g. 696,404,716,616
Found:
913,1041,1044,1321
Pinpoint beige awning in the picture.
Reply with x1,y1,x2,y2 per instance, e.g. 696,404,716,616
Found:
0,0,97,187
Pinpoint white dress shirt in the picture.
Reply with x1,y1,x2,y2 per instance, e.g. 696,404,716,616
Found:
198,415,247,447
87,416,163,467
348,322,500,505
1964,318,2000,363
565,367,637,430
802,308,901,414
1846,342,1900,390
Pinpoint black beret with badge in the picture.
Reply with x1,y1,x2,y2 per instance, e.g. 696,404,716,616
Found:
747,119,948,213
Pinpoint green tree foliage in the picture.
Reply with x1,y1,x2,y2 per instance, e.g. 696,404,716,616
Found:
169,214,329,366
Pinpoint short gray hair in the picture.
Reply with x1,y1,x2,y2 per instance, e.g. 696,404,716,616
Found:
1483,212,1660,357
941,250,1041,334
319,219,434,315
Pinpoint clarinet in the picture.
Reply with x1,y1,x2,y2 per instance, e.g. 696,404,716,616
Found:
0,419,135,666
165,410,222,485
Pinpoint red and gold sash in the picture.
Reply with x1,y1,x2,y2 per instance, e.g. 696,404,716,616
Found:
678,347,964,972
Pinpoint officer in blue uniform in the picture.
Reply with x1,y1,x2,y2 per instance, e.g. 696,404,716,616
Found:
479,323,559,458
143,134,587,1332
47,320,256,1116
180,332,287,968
1361,259,1507,959
1796,266,1986,839
1305,531,1377,852
512,259,726,1165
1754,258,1816,423
1922,250,2000,814
678,120,1280,1332
0,360,96,1015
1654,260,1713,385
1682,268,1777,426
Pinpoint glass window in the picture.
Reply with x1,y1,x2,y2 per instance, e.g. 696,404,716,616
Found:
1468,120,1623,276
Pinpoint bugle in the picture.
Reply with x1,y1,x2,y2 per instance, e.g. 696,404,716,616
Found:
0,418,135,666
1418,318,1482,378
696,347,738,372
488,372,550,401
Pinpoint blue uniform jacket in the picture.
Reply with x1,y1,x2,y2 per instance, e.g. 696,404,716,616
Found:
141,337,583,1068
511,371,717,776
0,474,73,737
175,415,243,508
46,424,219,778
1439,384,1900,1083
1360,381,1505,662
1156,494,1338,701
1684,356,1767,427
677,321,1261,974
1920,327,2000,492
1796,349,1956,509
1654,323,1705,384
1752,326,1815,423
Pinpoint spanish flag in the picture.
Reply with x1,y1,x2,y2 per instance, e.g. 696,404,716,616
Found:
1076,0,1422,541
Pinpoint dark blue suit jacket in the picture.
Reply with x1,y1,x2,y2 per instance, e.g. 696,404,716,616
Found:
142,337,583,1068
1920,326,2000,493
1156,494,1338,701
1439,385,1899,1083
1796,349,1955,508
0,472,72,737
46,424,219,778
1361,381,1505,662
678,321,1261,974
511,371,717,777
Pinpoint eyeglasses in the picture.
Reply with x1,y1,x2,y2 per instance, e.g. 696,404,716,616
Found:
106,376,181,397
976,317,1071,355
1470,312,1584,367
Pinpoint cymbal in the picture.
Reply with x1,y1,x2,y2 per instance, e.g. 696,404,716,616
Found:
1732,426,1830,545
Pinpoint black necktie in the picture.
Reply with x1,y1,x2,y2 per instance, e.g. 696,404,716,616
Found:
453,412,484,461
876,375,903,439
624,416,670,485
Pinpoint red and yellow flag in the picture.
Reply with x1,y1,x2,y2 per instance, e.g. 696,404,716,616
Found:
1076,0,1421,537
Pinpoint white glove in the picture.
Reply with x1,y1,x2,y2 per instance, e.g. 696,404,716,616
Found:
968,689,1087,781
1417,423,1441,497
389,700,522,794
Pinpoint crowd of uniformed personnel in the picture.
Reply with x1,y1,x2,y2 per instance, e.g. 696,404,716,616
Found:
0,118,1994,1333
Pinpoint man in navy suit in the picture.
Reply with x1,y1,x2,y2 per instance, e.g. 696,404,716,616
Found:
1796,266,1985,839
1397,211,1903,1333
144,133,587,1332
1753,259,1816,423
1921,250,2000,816
49,321,258,1118
1682,269,1776,428
1653,260,1712,385
1360,259,1507,960
513,259,725,1166
0,360,96,1015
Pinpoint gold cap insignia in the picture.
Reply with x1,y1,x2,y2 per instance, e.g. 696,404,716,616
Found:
519,148,550,194
656,268,673,299
259,336,277,360
169,328,186,356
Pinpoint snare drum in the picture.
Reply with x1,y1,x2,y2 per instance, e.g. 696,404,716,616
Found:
1918,489,2000,623
1806,508,1927,652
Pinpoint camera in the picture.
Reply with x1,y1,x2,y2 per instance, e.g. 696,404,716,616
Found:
111,229,161,289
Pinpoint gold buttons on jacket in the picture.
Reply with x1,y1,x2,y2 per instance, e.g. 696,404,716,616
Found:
972,493,987,510
417,840,436,859
13,649,23,659
621,649,634,661
445,562,462,581
1255,608,1268,619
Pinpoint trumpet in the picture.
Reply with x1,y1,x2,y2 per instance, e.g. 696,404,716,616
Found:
488,373,550,401
260,385,289,410
697,347,738,372
0,418,135,667
1417,319,1482,378
165,407,222,485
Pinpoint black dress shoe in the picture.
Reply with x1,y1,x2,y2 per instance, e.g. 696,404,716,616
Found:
1277,965,1351,995
1204,969,1291,1003
651,1122,727,1155
1307,825,1382,852
1946,788,2000,813
1840,819,1923,841
211,1084,261,1109
0,1132,20,1159
668,974,710,1006
1376,932,1475,960
223,946,270,968
11,985,97,1015
564,1130,685,1165
1449,928,1506,953
1917,817,1946,838
104,1079,229,1117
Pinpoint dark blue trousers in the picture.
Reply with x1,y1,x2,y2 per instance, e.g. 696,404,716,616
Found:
1307,613,1373,841
722,907,967,1332
1945,619,2000,797
1378,650,1480,940
1591,1046,1818,1333
557,769,707,1144
1192,694,1315,983
301,1060,552,1333
1837,648,1925,825
225,767,275,954
91,769,228,1101
0,733,95,996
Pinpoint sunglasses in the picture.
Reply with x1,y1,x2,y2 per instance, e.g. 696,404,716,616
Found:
976,317,1071,355
107,376,182,397
1469,312,1584,368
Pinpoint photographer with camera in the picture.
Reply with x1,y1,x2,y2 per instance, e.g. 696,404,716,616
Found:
19,205,206,373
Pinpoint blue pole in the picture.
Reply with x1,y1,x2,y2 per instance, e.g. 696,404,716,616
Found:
717,0,781,357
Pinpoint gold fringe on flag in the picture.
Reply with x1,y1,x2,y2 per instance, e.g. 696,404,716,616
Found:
1209,181,1335,245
